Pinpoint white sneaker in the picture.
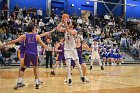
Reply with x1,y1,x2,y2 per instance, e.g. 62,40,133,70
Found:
119,63,122,66
107,63,109,66
84,76,90,82
103,62,105,66
114,63,117,66
111,63,114,66
64,78,67,83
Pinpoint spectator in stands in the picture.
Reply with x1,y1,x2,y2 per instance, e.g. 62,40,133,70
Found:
120,36,128,48
32,12,38,20
77,17,83,27
39,19,45,33
3,4,8,19
1,47,12,66
17,10,24,20
39,19,45,27
14,4,20,15
37,8,43,20
49,17,54,28
88,13,93,26
24,14,31,24
22,7,27,17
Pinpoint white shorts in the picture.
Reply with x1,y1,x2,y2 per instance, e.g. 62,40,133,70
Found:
91,53,100,60
64,49,79,60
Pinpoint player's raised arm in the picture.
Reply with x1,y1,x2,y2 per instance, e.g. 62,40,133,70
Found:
82,41,92,51
2,35,25,47
40,28,56,37
56,22,66,32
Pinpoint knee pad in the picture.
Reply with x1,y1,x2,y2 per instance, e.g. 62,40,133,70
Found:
20,68,26,72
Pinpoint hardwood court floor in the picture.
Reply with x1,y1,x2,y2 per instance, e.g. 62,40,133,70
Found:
0,65,140,93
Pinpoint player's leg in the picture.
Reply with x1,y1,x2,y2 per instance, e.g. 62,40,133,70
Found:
81,63,90,82
98,58,104,70
14,51,26,90
66,58,72,85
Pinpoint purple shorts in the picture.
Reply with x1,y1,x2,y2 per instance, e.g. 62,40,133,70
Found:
18,50,24,58
24,54,38,67
56,54,65,62
71,57,84,67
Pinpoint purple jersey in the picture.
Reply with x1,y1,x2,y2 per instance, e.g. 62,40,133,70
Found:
76,44,82,58
19,41,25,52
58,43,64,55
25,34,38,55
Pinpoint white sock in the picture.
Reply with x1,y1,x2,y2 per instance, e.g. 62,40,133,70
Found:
98,59,102,66
35,79,39,85
74,59,83,77
17,78,23,83
90,59,94,66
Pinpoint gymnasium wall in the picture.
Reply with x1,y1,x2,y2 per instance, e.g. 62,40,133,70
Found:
97,0,123,17
51,0,94,16
7,0,140,18
126,0,140,18
9,0,47,12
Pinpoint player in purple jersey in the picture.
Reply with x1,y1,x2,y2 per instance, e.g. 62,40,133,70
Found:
0,24,48,89
51,37,66,75
14,27,56,89
70,36,91,82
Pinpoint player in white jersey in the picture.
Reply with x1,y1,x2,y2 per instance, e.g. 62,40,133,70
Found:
57,17,85,86
90,40,104,70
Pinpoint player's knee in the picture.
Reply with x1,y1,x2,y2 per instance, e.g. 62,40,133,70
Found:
20,68,26,72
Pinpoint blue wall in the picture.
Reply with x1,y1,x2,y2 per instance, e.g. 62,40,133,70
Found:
0,0,7,10
9,0,140,18
9,0,47,12
52,0,94,16
97,0,123,17
126,0,140,18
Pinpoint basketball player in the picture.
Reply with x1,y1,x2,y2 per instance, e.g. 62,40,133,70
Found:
71,36,91,82
51,37,66,75
90,40,104,70
0,24,48,89
13,28,56,89
57,15,85,86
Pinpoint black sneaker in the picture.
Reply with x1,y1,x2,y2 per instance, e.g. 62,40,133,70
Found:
89,66,92,70
13,83,25,90
101,66,104,70
80,77,85,83
51,71,55,75
68,79,72,86
35,84,39,89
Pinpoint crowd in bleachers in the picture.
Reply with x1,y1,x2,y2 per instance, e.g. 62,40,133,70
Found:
0,4,140,66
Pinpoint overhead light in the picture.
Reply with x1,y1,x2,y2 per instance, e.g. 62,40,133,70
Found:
71,4,74,7
86,2,89,4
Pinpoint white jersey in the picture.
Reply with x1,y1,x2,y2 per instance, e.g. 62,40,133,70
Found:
64,32,76,51
91,44,99,53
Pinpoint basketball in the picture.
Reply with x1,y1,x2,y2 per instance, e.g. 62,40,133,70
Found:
62,14,69,23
